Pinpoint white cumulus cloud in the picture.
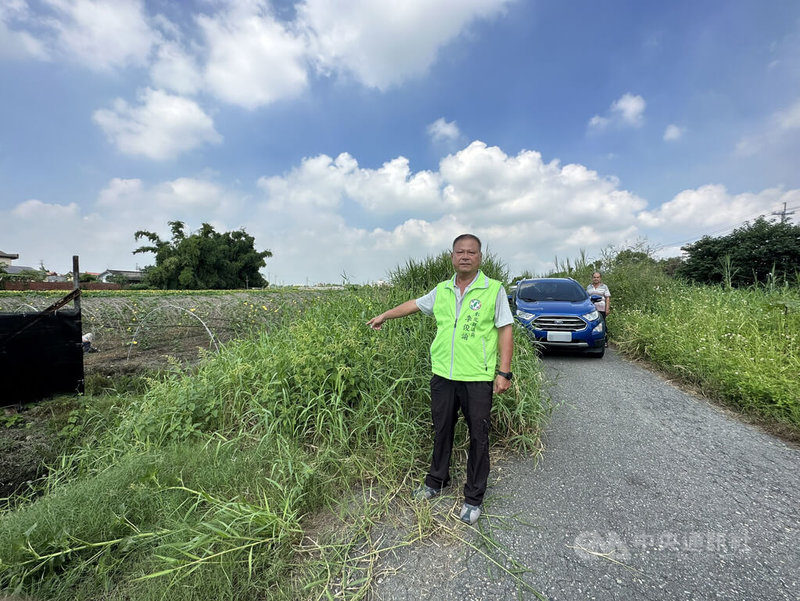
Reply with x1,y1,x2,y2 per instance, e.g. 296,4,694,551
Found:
638,184,797,233
589,93,646,131
427,118,462,144
298,0,512,89
44,0,158,71
12,198,80,219
348,157,442,213
438,141,646,232
0,176,247,272
198,4,309,109
150,41,203,95
0,5,50,60
256,152,442,215
612,93,646,126
4,0,516,111
663,124,685,141
250,140,650,282
5,199,95,272
93,88,222,160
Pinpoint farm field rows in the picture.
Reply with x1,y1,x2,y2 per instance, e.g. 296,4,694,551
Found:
1,289,316,381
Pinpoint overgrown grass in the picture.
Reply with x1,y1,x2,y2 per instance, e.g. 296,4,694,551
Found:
0,286,546,600
610,277,800,430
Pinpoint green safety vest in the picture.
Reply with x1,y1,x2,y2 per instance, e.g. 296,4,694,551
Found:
430,271,502,381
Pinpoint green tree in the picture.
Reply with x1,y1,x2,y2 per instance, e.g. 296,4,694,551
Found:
657,256,684,278
1,268,47,283
679,217,800,286
612,248,656,267
133,221,272,289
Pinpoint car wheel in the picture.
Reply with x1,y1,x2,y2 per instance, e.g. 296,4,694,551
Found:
588,345,605,358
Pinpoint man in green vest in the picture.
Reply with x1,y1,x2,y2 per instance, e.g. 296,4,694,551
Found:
367,234,514,525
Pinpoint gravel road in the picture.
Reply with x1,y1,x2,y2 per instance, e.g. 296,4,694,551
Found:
369,349,799,600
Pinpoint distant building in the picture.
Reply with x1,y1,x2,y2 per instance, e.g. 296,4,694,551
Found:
3,265,37,274
98,269,145,284
0,251,36,274
0,251,19,267
45,272,68,283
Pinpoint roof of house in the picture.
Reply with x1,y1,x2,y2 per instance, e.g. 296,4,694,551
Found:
98,269,145,281
3,265,36,274
0,251,20,260
99,269,144,277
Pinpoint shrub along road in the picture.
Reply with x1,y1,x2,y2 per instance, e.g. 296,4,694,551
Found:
370,349,799,600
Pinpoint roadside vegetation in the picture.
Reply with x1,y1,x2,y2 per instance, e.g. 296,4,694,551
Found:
547,240,800,439
0,261,546,600
610,264,799,436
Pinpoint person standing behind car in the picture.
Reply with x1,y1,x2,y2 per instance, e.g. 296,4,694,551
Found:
366,233,514,526
587,271,610,345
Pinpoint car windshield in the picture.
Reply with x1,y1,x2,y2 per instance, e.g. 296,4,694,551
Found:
517,280,587,303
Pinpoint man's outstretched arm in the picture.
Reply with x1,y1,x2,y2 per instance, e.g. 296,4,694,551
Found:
367,299,420,330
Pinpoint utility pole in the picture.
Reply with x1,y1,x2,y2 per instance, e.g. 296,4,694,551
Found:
771,202,795,224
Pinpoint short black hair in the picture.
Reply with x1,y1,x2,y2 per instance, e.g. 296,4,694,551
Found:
452,233,482,251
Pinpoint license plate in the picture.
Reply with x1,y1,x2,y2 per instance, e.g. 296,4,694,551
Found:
547,331,572,342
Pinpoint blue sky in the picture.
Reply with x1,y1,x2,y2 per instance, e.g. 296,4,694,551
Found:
1,0,799,285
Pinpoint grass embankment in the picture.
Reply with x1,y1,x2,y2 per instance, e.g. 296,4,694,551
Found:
0,287,546,600
606,264,800,436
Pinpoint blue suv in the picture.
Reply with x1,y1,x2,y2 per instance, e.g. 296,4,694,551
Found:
509,277,606,358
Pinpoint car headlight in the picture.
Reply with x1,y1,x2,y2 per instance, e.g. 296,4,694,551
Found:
582,310,599,321
516,310,536,320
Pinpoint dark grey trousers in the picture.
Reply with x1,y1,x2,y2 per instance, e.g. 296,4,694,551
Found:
424,374,493,506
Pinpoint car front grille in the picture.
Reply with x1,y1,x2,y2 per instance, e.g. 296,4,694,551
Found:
532,315,586,332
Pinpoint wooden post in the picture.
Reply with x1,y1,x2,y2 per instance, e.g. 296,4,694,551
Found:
72,255,81,313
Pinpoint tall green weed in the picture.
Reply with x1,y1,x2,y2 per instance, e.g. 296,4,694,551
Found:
606,263,799,429
0,287,545,600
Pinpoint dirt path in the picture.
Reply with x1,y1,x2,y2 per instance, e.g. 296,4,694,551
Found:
369,349,800,600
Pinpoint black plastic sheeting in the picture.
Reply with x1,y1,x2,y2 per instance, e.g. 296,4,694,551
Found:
0,308,84,405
